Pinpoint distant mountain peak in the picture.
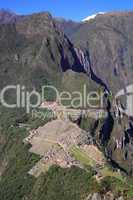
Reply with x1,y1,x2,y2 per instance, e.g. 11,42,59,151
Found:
0,9,20,24
82,12,105,22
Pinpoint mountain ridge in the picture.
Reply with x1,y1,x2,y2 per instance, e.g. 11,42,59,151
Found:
82,12,105,22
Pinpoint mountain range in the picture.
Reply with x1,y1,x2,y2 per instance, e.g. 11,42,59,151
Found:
0,10,133,200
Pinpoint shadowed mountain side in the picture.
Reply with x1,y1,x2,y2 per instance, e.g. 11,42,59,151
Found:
58,12,133,94
0,12,88,95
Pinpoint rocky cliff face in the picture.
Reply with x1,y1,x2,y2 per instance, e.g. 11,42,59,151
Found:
59,12,133,94
1,11,133,94
0,9,21,24
0,10,133,176
0,11,88,93
56,13,133,175
0,10,133,199
89,98,133,175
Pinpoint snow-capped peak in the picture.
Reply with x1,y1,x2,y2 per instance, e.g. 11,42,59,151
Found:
82,12,105,22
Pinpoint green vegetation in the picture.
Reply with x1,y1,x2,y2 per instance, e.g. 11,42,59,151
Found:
0,109,132,200
100,177,133,199
28,166,99,200
70,145,95,168
100,167,125,183
0,10,133,200
70,145,125,183
80,117,96,131
0,128,40,200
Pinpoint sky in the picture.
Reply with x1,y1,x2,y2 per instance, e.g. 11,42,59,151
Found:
0,0,133,21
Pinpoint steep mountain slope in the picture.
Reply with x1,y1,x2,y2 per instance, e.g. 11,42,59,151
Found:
0,10,133,200
55,18,82,39
0,9,21,24
1,11,133,95
0,107,132,200
61,12,133,94
0,11,95,103
56,13,133,175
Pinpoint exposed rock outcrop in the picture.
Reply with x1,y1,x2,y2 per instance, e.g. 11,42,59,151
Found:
85,193,124,200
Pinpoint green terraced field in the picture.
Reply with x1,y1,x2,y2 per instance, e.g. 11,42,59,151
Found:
70,145,95,167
